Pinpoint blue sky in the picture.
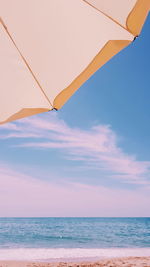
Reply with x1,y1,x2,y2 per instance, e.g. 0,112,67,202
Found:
0,15,150,217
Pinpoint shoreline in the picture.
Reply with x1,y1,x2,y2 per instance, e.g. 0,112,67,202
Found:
0,247,150,266
0,257,150,267
0,247,150,261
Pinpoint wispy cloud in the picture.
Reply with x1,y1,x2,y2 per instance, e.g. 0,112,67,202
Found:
0,164,150,217
0,114,150,185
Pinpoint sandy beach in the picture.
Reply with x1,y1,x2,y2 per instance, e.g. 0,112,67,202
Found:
0,257,150,267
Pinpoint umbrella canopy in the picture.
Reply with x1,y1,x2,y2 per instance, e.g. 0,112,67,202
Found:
0,0,149,124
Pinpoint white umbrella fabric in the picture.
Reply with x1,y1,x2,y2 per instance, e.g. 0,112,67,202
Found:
0,0,149,124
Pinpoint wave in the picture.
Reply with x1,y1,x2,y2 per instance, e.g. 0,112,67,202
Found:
0,248,149,261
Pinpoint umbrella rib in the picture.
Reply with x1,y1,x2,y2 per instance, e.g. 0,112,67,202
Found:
82,0,134,36
0,17,53,110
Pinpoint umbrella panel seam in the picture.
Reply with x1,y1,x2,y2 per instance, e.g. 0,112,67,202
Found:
0,17,53,110
81,0,135,37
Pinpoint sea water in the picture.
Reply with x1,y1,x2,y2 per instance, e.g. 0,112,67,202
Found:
0,217,149,260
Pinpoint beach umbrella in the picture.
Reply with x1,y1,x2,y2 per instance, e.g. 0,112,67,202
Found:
0,0,149,124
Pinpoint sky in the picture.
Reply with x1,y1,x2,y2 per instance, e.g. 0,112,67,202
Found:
0,14,150,217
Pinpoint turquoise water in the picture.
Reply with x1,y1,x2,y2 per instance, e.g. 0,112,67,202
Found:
0,217,149,249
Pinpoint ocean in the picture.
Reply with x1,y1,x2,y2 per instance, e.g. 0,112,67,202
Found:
0,217,149,260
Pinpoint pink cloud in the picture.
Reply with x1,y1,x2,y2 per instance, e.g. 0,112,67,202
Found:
1,114,150,185
0,164,150,217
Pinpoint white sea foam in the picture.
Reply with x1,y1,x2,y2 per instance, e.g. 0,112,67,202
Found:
0,248,149,261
